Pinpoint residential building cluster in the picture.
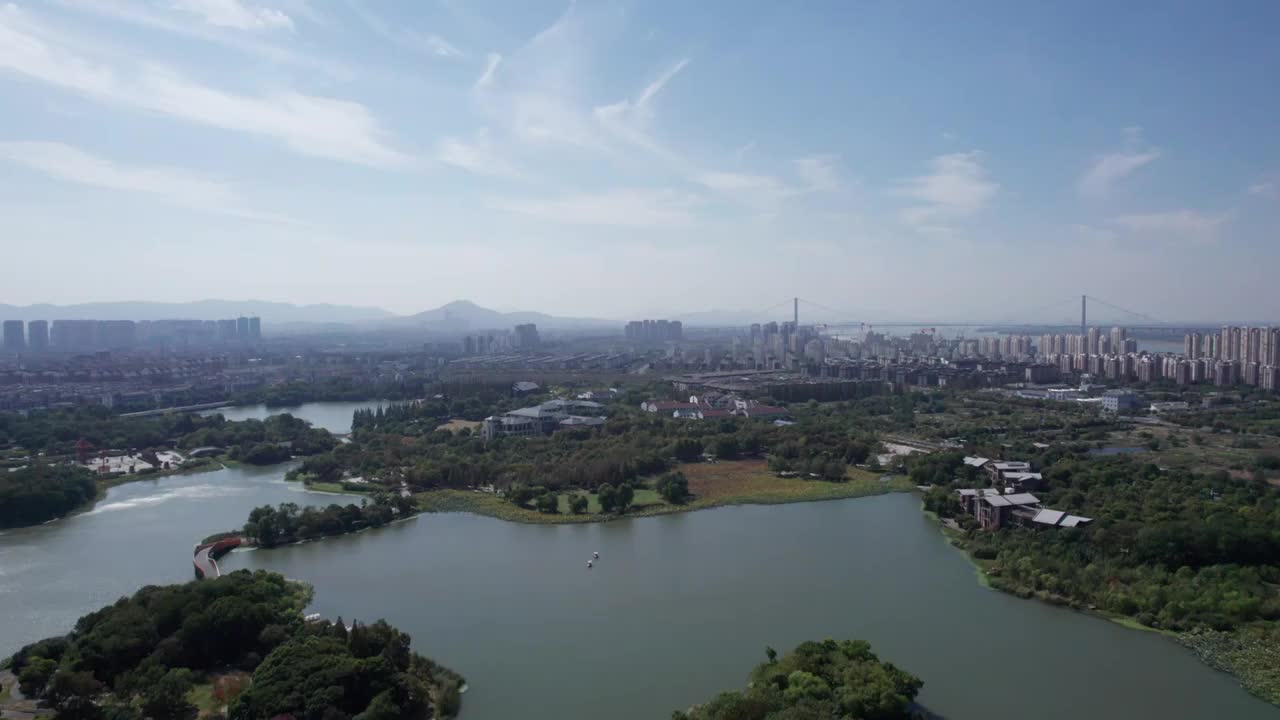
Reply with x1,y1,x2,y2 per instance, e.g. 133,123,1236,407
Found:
640,393,792,422
1037,326,1139,358
624,319,684,342
955,456,1091,531
0,317,262,353
460,323,544,356
1028,325,1280,392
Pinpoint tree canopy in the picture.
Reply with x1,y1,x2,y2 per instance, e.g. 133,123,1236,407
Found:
0,464,97,529
674,639,924,720
7,571,463,720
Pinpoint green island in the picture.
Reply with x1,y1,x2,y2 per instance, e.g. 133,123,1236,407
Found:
2,571,463,720
673,639,926,720
0,407,339,529
284,390,908,527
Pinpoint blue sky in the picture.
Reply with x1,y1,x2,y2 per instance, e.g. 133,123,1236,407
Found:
1,0,1277,322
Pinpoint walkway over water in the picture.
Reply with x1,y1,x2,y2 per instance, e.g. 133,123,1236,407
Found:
192,538,241,579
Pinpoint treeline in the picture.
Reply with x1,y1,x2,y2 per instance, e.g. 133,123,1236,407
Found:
0,464,97,529
233,377,434,407
925,455,1280,633
0,406,210,457
181,413,337,465
244,495,416,548
295,394,910,504
675,639,924,720
0,407,336,467
7,570,463,720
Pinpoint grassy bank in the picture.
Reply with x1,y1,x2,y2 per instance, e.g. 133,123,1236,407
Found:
1179,626,1280,705
415,460,913,525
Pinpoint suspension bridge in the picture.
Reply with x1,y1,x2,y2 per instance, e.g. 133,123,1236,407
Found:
690,295,1201,333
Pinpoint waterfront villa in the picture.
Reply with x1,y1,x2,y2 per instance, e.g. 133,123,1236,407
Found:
956,488,1091,531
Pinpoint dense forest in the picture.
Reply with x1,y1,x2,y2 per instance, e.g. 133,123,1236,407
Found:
0,464,97,529
179,413,337,465
922,454,1280,632
243,495,416,548
234,377,436,407
674,640,924,720
7,570,463,720
918,448,1280,702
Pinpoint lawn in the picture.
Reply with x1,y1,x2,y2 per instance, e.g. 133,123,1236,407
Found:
189,682,217,717
679,461,911,507
415,461,911,525
436,418,483,433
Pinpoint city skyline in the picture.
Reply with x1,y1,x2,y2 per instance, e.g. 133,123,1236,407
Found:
2,1,1279,320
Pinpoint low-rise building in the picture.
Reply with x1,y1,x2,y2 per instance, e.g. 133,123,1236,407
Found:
1101,389,1139,414
956,488,1091,531
482,398,608,441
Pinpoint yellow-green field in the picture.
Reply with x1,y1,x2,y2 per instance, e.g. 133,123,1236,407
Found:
415,460,912,524
436,418,483,433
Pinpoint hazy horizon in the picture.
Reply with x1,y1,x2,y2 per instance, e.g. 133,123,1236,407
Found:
2,1,1278,322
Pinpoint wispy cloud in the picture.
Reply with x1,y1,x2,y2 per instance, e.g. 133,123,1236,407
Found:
794,154,841,193
0,140,293,223
170,0,294,31
593,58,689,154
344,1,463,58
473,52,501,90
1079,127,1160,197
1111,209,1229,242
694,171,786,194
895,151,997,231
437,129,523,179
1248,181,1275,197
0,6,410,168
54,0,350,78
492,188,697,228
424,34,462,57
1080,150,1160,197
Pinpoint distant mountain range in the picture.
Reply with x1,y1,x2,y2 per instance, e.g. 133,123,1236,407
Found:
0,300,395,324
0,298,811,330
393,300,613,331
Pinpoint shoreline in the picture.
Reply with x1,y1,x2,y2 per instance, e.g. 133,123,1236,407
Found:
918,497,1278,706
414,478,915,526
5,456,322,532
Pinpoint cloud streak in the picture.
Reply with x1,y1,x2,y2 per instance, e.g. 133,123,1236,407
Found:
1080,149,1160,197
0,6,411,168
492,188,697,228
474,52,501,90
171,0,294,31
437,129,523,179
0,140,294,223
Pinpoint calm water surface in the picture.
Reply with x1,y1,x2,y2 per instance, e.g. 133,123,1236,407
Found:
225,494,1277,720
203,399,389,433
0,463,354,652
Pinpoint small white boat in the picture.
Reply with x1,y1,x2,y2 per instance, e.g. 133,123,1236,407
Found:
587,561,593,568
593,551,600,559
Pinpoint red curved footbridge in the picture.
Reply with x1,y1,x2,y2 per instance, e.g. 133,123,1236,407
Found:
193,537,243,579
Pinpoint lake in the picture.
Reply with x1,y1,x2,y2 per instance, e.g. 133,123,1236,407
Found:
224,494,1277,720
0,463,355,653
2,418,1276,720
202,399,390,433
